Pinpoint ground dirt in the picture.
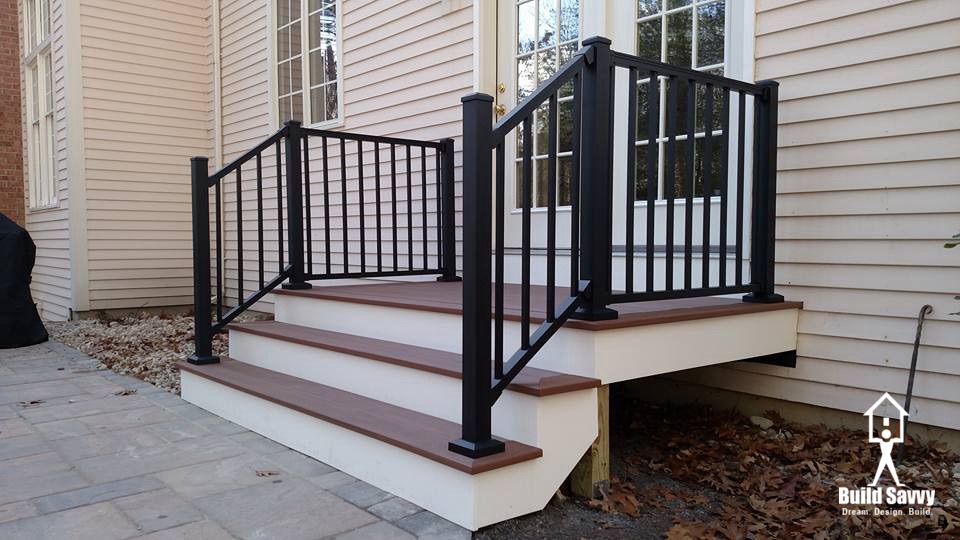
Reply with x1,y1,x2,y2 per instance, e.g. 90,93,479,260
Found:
479,387,960,539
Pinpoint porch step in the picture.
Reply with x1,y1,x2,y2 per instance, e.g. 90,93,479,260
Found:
228,320,599,397
177,359,542,474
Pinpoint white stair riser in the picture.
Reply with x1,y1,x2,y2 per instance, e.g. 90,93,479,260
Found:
181,372,597,530
228,330,543,444
273,293,801,385
272,294,598,373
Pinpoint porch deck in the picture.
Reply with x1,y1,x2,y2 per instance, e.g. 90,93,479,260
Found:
274,280,803,331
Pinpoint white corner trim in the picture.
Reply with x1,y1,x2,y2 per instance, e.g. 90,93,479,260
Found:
212,0,223,167
63,0,89,313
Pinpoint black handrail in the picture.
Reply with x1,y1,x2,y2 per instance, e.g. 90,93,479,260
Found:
188,121,459,364
451,36,783,457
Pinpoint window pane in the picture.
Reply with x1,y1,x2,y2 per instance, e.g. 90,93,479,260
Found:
535,104,548,157
635,144,648,200
666,0,691,8
277,0,293,27
39,0,50,40
278,24,293,61
309,50,325,87
310,85,325,124
636,19,661,61
25,0,36,49
538,0,557,48
325,81,338,120
559,0,579,42
323,39,338,85
536,48,556,83
30,65,39,119
558,155,572,206
665,8,693,68
637,0,661,18
43,53,53,113
517,1,536,54
290,56,303,93
696,1,725,67
558,99,573,153
517,53,535,100
291,92,303,122
535,158,548,207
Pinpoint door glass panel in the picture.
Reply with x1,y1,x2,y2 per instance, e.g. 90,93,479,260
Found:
513,0,580,208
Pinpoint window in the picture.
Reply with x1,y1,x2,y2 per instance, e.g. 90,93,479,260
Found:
635,0,727,200
276,0,340,126
514,0,580,208
24,0,55,209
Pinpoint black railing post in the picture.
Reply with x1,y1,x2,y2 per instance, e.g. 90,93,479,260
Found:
744,81,784,303
188,157,219,365
572,36,618,321
437,137,461,282
282,120,312,290
449,93,504,459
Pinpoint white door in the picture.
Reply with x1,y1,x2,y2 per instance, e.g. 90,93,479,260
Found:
495,0,582,255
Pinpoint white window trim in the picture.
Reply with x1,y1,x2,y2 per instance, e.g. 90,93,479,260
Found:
24,0,56,211
269,0,345,130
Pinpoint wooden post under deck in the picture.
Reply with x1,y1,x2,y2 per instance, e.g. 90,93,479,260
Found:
570,384,609,498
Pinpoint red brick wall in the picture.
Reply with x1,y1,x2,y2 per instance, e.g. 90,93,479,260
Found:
0,0,22,225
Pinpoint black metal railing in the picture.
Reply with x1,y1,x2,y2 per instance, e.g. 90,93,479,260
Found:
451,37,782,457
188,121,458,364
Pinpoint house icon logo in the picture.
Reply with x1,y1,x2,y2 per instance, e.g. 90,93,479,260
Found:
863,392,908,487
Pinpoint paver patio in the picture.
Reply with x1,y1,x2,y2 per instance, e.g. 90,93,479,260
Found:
0,341,471,540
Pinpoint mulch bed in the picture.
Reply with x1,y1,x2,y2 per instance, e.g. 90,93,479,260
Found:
481,389,960,539
47,314,230,393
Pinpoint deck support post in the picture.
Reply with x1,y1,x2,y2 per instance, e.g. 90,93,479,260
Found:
188,156,219,365
437,137,462,282
572,37,617,322
743,81,783,304
282,120,313,291
449,93,505,458
570,384,609,498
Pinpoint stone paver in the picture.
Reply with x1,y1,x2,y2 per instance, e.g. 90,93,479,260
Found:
0,340,473,539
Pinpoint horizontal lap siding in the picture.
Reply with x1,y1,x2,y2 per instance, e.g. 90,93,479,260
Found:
217,0,471,310
79,0,212,310
672,0,960,430
25,0,71,321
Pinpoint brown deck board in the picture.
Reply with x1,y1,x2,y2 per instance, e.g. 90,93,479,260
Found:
178,359,542,474
273,281,802,330
230,321,599,397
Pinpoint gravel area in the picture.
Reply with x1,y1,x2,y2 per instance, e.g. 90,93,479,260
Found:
46,314,231,393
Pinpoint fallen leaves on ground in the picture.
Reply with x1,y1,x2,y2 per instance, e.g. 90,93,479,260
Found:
582,397,960,539
47,313,232,393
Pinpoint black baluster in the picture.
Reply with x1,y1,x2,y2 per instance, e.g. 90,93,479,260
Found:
322,136,332,274
421,146,428,269
645,71,660,292
358,140,366,272
374,142,383,272
340,138,348,273
683,79,695,289
256,153,264,288
665,76,677,290
719,88,730,287
521,116,532,348
547,93,558,321
494,142,505,378
702,83,713,289
406,145,413,269
736,92,745,286
236,168,243,304
391,144,398,272
570,71,581,292
304,135,313,276
625,67,638,294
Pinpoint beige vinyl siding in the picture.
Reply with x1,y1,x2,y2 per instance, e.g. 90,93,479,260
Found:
217,0,471,309
673,0,960,430
78,0,213,310
25,0,71,321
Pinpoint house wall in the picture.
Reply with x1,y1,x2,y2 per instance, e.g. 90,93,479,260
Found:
217,0,471,307
672,0,960,431
22,0,71,321
77,0,214,312
0,0,23,226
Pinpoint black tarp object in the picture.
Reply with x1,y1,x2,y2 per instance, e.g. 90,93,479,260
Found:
0,212,48,348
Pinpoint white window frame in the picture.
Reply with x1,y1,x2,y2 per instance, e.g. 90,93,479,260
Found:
270,0,344,130
24,0,56,210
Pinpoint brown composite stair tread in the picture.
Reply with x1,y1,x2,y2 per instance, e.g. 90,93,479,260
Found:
229,320,600,397
177,359,542,474
272,281,802,331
